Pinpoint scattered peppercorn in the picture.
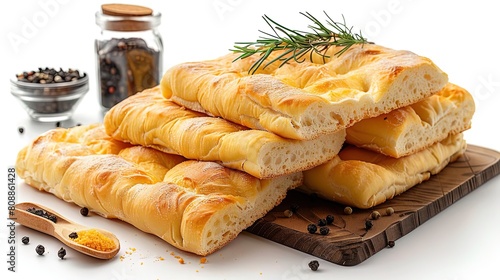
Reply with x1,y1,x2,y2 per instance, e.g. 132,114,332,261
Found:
387,240,395,248
56,121,61,127
69,232,78,239
308,260,320,271
36,244,45,255
26,207,57,223
386,207,395,216
317,218,327,227
58,247,67,259
344,206,353,215
371,211,381,220
365,220,373,230
290,204,300,213
18,127,24,134
22,236,29,245
283,209,293,218
307,224,317,234
325,214,334,225
319,226,330,235
80,207,89,217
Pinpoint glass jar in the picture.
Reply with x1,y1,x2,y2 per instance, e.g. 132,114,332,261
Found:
95,4,163,109
10,73,89,122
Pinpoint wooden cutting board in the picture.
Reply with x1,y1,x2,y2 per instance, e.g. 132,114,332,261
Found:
246,145,500,266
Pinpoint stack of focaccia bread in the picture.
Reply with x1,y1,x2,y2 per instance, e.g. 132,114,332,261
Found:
16,43,475,256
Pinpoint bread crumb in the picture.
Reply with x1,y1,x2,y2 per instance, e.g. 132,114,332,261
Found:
170,251,187,264
200,257,207,264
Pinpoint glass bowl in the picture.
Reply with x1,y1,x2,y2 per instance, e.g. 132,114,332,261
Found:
10,74,89,122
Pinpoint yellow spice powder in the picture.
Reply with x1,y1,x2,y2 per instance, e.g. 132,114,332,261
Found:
74,229,116,251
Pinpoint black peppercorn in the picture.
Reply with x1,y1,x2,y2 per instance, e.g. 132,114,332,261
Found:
69,232,78,239
308,260,320,271
317,218,327,227
325,214,334,225
307,224,317,234
22,236,29,244
36,244,45,255
58,247,67,259
80,207,89,217
319,226,330,235
18,127,24,134
365,220,373,230
16,68,84,84
47,215,57,223
27,207,57,223
290,204,300,213
388,240,395,248
371,211,381,220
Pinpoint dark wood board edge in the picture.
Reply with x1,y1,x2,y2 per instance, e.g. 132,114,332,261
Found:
246,145,500,266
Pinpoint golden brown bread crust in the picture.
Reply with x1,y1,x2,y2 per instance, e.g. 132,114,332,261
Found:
161,44,448,140
301,133,466,209
345,83,475,158
15,124,302,256
104,87,345,179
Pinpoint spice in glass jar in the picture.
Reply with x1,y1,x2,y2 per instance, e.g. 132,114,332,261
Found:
95,4,163,109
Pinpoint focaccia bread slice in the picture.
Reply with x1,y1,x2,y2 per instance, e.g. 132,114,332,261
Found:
346,83,475,158
161,43,448,140
15,124,303,256
302,133,466,209
103,87,345,179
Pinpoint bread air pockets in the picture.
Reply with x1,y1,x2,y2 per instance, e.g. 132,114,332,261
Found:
301,133,466,209
346,83,475,158
15,124,302,256
103,87,345,179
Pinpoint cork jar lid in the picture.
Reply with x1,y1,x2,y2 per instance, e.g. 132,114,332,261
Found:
96,4,160,32
101,4,153,16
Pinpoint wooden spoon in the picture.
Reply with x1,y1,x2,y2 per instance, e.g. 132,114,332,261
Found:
12,202,120,260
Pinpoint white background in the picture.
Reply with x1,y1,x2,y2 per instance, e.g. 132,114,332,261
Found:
1,0,500,279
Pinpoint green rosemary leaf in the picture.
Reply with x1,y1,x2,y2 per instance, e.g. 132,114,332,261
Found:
231,11,371,74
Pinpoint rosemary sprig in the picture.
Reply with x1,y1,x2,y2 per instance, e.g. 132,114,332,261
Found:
232,11,371,74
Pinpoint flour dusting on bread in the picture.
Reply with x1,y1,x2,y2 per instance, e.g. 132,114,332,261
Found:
161,44,448,140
